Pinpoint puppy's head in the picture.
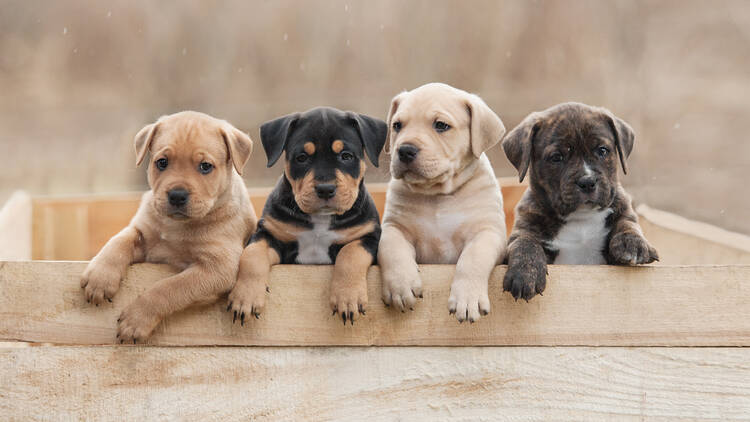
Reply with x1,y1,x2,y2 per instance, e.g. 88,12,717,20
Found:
134,111,253,220
260,107,386,215
385,83,505,189
502,102,635,215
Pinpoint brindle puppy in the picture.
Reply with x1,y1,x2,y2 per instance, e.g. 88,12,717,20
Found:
502,102,658,301
227,107,386,325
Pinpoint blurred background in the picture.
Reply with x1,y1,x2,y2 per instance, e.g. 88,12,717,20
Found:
1,0,749,234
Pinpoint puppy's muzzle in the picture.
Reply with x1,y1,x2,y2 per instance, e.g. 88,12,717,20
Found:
167,188,190,208
397,144,419,164
315,183,336,200
575,175,598,194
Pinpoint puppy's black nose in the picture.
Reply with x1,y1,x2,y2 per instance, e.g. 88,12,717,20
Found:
397,144,419,164
167,189,190,207
315,184,336,199
576,176,597,193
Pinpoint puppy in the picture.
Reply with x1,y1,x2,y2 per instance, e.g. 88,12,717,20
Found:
80,111,256,343
227,107,386,325
502,102,659,301
379,83,508,323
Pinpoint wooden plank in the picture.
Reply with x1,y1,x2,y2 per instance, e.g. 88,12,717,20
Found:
25,178,527,261
0,191,32,260
637,204,750,264
1,261,748,346
1,345,749,421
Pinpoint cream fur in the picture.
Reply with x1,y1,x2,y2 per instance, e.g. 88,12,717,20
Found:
379,83,507,323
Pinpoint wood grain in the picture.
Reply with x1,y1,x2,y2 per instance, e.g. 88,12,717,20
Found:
1,261,748,346
0,191,32,260
2,345,749,421
27,178,528,261
637,204,750,264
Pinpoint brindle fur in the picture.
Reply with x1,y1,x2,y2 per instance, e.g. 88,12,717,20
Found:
502,102,658,301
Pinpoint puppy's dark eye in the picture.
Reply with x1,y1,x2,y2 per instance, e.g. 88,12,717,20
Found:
548,152,564,163
596,146,610,158
392,121,402,133
340,151,354,161
155,158,168,171
433,121,451,133
295,153,309,164
198,162,213,174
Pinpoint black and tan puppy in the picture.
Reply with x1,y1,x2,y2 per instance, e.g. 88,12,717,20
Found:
227,107,386,325
502,102,658,301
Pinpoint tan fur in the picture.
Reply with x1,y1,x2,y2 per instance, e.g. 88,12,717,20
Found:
228,238,280,320
80,111,257,343
379,83,507,323
331,139,344,153
330,240,371,322
284,161,365,215
284,162,318,214
333,221,376,245
304,142,316,155
262,216,306,243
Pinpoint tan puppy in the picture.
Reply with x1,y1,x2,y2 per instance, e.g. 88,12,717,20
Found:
379,83,507,323
80,111,256,343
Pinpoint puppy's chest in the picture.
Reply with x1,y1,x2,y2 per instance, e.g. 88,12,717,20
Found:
296,215,339,264
547,208,613,265
413,208,468,264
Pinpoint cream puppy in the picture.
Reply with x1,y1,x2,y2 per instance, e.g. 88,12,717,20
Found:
379,83,507,323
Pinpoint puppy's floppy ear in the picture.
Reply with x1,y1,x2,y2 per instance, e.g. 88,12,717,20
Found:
345,112,387,167
134,120,160,167
220,123,253,176
384,91,406,154
260,113,300,167
602,110,635,175
502,112,542,183
465,94,506,158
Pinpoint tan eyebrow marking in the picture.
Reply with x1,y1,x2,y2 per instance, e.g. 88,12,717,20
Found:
332,140,344,154
304,142,316,155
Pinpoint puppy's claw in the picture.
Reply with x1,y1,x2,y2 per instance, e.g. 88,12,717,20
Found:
226,303,232,312
233,310,237,324
342,312,347,324
240,312,245,326
266,286,270,293
348,311,354,324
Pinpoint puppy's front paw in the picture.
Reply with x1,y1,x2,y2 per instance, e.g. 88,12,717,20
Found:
609,232,659,265
116,298,161,344
80,261,121,306
381,264,422,312
330,277,367,326
503,260,547,302
448,278,490,323
227,277,268,325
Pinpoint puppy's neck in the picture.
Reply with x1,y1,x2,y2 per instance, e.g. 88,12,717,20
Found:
399,155,482,196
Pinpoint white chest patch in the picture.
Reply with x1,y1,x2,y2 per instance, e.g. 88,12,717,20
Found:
548,207,613,265
296,214,339,264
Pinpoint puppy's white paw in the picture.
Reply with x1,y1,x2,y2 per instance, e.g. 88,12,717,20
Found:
381,263,422,312
448,277,490,323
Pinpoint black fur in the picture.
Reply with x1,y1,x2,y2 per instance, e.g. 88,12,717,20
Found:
249,107,386,264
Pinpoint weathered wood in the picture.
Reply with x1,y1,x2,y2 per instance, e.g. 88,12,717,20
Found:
2,345,749,421
1,261,748,346
637,204,750,264
0,191,32,260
